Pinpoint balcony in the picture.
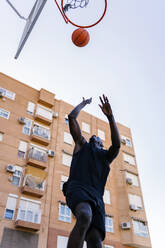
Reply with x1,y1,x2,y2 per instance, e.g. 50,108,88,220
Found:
121,219,151,248
21,176,45,198
31,125,50,146
15,208,41,231
27,147,47,169
21,166,47,198
35,105,52,125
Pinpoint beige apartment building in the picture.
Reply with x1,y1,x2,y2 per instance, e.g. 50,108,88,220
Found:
0,72,152,248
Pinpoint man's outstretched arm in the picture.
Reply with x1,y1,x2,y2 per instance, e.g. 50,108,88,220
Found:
99,95,121,160
68,97,92,146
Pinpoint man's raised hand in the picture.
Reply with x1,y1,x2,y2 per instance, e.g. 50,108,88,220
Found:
99,95,113,117
82,97,92,105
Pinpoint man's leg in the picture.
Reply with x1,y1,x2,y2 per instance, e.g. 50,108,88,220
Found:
67,202,92,248
86,228,102,248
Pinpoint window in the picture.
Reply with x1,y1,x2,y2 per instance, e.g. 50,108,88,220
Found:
36,105,52,120
132,219,148,238
61,175,68,190
0,108,10,119
125,172,139,187
62,152,72,167
32,124,50,140
121,135,132,147
105,216,114,232
0,87,15,100
123,153,136,165
27,102,35,115
57,236,87,248
82,122,90,133
18,141,28,159
22,118,32,136
11,166,23,186
128,194,143,210
59,203,71,223
103,190,111,205
0,132,4,141
17,198,41,224
65,115,69,125
4,194,18,220
98,129,105,141
64,132,73,145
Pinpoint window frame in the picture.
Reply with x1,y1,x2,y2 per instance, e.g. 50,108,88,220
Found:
132,219,149,238
97,129,105,141
22,118,33,136
62,152,72,167
0,87,15,100
58,202,71,223
128,194,143,210
82,122,90,134
4,194,18,220
64,132,73,145
105,215,114,233
0,108,10,119
11,166,23,187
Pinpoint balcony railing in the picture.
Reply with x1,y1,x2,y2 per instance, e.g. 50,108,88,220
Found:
16,208,41,224
32,125,50,140
28,147,47,163
23,175,45,191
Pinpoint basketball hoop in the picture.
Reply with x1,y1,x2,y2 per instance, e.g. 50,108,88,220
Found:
61,0,107,28
54,0,107,28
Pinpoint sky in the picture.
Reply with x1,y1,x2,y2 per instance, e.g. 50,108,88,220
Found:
0,0,164,247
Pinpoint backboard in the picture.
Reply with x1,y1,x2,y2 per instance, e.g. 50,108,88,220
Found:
15,0,47,59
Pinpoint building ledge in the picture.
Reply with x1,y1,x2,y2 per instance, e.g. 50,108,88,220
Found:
15,220,40,231
35,114,52,126
21,185,44,198
27,157,47,169
31,134,50,146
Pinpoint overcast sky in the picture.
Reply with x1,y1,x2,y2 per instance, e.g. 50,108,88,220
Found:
0,0,164,247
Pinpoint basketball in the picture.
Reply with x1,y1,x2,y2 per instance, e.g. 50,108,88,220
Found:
72,28,90,47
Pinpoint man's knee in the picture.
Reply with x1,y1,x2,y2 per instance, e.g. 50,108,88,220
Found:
86,228,102,247
75,202,92,230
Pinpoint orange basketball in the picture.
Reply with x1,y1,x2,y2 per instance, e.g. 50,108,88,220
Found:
72,28,90,47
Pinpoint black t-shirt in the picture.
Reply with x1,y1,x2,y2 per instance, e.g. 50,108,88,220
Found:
64,142,119,197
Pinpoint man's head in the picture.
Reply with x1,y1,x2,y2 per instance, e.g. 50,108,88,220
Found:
89,135,103,149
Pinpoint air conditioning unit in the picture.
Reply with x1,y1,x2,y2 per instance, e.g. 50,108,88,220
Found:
48,150,55,157
126,178,133,185
18,117,26,124
129,204,138,211
53,112,58,118
6,164,15,172
121,222,131,230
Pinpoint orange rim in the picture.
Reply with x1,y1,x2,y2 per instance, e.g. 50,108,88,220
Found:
61,0,107,28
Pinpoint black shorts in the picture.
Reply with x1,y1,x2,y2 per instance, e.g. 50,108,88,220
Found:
66,189,106,241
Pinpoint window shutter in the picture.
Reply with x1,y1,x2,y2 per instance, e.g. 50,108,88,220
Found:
57,236,68,248
103,190,110,204
62,153,72,166
27,102,35,114
18,141,28,152
6,196,17,210
64,132,73,145
98,129,105,141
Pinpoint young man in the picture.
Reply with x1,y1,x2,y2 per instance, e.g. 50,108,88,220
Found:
63,95,121,248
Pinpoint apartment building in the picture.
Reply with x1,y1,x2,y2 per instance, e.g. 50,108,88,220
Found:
0,72,152,248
